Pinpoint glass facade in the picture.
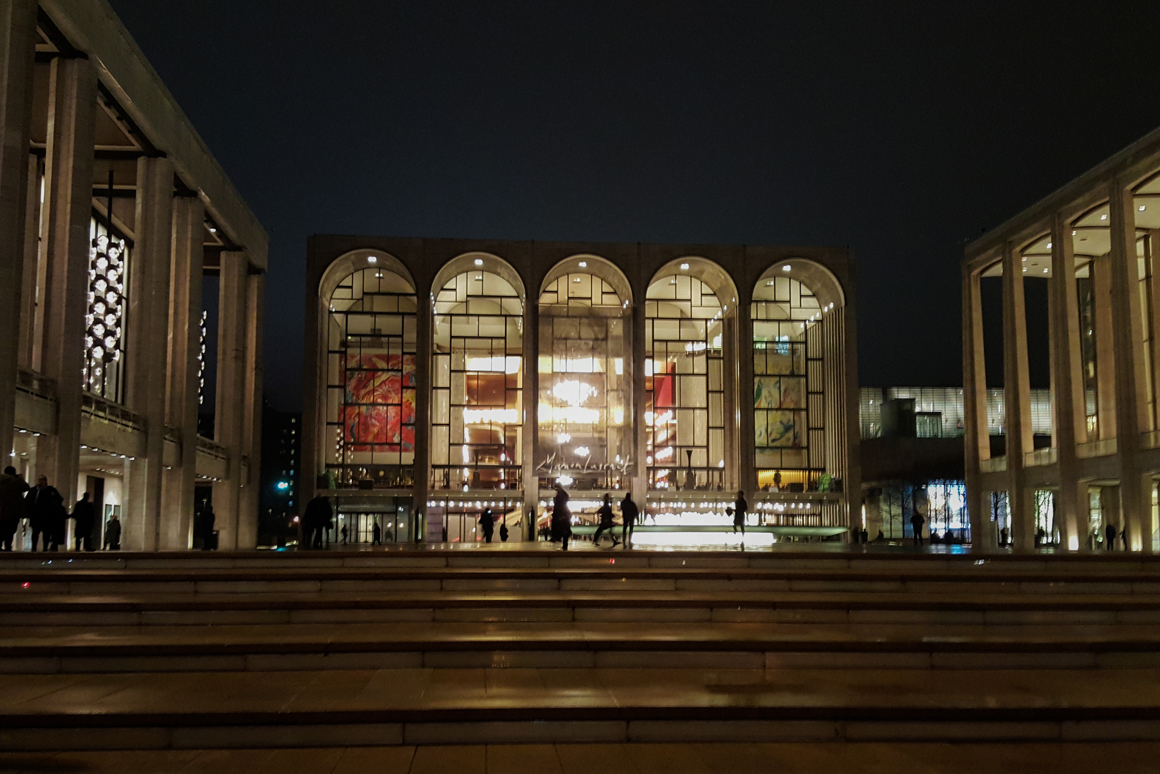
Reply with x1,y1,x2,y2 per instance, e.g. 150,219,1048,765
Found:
431,270,523,491
644,272,727,491
536,271,630,491
324,268,417,489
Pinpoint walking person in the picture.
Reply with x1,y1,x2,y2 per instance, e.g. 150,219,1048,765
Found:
620,493,638,548
372,519,382,546
24,475,63,552
303,494,331,550
499,517,509,543
1105,522,1117,551
479,508,495,543
729,490,748,537
0,466,29,551
340,524,348,545
551,483,572,551
593,494,619,547
103,513,121,550
1122,526,1130,552
71,493,96,552
910,511,925,547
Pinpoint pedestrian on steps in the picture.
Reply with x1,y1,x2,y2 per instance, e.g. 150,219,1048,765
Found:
372,519,382,545
0,466,29,551
25,475,62,552
593,494,619,547
71,493,95,552
479,508,495,543
910,511,925,547
1105,522,1117,551
551,484,572,551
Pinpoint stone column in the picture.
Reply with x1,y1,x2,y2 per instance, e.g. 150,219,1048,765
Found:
235,271,263,549
160,194,203,549
0,0,35,464
123,156,174,551
631,299,647,503
962,265,992,548
18,154,40,369
1092,256,1118,440
1149,231,1160,430
213,250,248,550
37,56,95,506
738,300,756,495
1002,243,1035,550
411,288,432,542
1108,180,1151,551
1051,213,1089,550
521,297,538,540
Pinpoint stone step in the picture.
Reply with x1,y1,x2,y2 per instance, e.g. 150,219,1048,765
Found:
4,620,1160,673
2,667,1160,749
3,590,1160,627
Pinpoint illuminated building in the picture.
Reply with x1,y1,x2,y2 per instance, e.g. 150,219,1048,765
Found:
303,238,859,543
0,1,266,549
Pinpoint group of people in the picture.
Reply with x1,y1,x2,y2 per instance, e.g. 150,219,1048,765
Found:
0,467,119,551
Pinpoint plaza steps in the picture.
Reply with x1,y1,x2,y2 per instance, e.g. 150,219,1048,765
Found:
3,548,1160,748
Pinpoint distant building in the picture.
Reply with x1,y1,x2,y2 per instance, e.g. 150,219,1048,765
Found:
963,126,1160,552
258,402,301,544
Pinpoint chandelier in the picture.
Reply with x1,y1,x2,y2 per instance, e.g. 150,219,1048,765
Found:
83,231,127,395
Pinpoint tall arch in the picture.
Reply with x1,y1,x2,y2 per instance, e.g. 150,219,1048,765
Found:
536,255,632,491
643,257,739,491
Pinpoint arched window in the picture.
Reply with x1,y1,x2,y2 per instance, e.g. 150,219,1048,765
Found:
751,274,825,490
537,267,630,490
323,267,417,489
645,270,729,490
432,269,524,491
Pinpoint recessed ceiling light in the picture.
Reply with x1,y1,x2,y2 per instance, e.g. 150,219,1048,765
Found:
1140,205,1147,212
367,256,377,263
1073,230,1077,236
782,265,791,272
1101,214,1107,221
679,263,689,270
474,258,483,266
1046,242,1052,248
1022,257,1027,261
1043,268,1048,273
578,261,587,268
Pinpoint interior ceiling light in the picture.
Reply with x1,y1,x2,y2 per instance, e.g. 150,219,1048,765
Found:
474,258,483,266
680,263,689,270
578,261,587,268
1140,205,1148,212
781,265,791,272
1101,214,1107,220
1046,242,1052,248
367,255,377,263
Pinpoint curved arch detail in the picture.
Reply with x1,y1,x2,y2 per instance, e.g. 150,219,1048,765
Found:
431,252,526,302
648,257,740,309
754,258,845,310
319,249,416,304
539,254,632,304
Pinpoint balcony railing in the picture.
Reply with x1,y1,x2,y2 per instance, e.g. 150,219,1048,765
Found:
196,435,229,460
430,465,521,492
16,368,57,401
1077,438,1118,459
81,392,145,432
1023,448,1057,467
979,456,1007,473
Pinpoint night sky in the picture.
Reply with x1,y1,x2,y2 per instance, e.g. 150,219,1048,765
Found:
108,1,1160,411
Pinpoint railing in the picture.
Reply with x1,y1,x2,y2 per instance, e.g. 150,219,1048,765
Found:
979,456,1007,473
164,426,182,445
327,465,415,490
16,368,57,401
196,435,229,460
430,465,521,492
1077,438,1118,459
1023,448,1057,467
81,392,145,431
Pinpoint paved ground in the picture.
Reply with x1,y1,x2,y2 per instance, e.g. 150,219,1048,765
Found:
2,743,1157,773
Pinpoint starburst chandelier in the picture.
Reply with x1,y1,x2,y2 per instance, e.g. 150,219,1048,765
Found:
83,230,128,397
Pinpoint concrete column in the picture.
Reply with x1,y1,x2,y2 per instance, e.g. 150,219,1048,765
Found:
236,271,263,548
962,265,992,548
122,156,174,551
1051,213,1089,550
37,56,96,505
1108,180,1151,551
411,288,432,542
1148,231,1160,430
160,194,203,549
0,0,35,464
1092,256,1118,439
213,251,248,550
738,300,756,494
1002,242,1035,550
520,297,538,540
631,299,647,503
17,154,40,369
721,314,739,493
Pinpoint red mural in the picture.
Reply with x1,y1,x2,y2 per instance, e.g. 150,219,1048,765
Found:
342,353,416,452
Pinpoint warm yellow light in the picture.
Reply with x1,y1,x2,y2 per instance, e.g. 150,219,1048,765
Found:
539,404,600,424
466,356,521,374
462,408,520,424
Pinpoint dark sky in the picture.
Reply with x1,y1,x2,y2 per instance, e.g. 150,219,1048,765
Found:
109,1,1160,411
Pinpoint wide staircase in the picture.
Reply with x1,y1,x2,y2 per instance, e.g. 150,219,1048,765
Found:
2,547,1160,756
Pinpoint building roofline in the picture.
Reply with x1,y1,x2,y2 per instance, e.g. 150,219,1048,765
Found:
42,0,269,270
